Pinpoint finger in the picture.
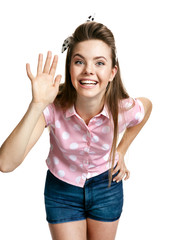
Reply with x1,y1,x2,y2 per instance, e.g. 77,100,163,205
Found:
43,51,52,73
118,172,126,182
113,171,124,182
124,171,130,180
37,53,43,75
26,63,34,80
112,164,120,175
50,55,58,77
54,74,62,88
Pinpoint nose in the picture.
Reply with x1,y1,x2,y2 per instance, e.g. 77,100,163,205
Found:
83,63,94,75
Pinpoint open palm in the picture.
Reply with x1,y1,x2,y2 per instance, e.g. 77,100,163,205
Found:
26,51,61,107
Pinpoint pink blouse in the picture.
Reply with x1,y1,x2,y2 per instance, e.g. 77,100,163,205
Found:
43,97,144,187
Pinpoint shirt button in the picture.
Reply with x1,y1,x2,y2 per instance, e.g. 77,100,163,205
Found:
84,147,90,153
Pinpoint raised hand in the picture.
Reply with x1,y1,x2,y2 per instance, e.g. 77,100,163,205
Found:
26,51,62,107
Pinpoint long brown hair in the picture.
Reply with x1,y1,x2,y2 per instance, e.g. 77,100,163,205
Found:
54,21,129,187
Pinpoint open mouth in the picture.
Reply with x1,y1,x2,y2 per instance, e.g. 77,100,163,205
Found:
79,80,98,85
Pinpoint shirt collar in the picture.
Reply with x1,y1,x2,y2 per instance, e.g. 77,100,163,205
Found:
65,104,110,119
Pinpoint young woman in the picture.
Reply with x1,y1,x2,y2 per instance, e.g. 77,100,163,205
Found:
0,21,152,240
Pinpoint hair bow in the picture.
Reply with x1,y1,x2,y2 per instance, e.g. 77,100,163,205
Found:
86,13,95,22
61,14,96,53
61,37,71,53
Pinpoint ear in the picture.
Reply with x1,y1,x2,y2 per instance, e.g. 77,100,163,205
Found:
109,65,118,82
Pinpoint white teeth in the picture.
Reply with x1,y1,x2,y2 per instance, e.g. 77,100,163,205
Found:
80,80,97,85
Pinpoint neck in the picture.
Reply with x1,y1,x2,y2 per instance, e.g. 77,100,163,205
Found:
75,96,105,124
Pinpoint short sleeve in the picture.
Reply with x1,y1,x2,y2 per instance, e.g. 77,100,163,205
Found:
43,103,55,127
119,97,145,129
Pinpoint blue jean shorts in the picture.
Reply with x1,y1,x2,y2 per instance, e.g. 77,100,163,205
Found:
44,167,124,224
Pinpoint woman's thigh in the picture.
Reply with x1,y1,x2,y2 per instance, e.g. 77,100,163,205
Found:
49,219,87,240
87,218,120,240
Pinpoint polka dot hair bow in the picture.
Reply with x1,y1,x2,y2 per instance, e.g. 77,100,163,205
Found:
61,14,96,53
61,37,71,53
86,13,95,22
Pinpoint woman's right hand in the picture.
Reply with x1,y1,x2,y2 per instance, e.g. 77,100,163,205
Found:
26,51,62,107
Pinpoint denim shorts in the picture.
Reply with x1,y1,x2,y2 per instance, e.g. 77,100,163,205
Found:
44,167,124,224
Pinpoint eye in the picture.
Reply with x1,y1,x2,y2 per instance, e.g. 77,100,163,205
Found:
96,61,105,66
75,60,83,65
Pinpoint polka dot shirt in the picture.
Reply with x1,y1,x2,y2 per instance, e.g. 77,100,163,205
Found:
43,97,144,187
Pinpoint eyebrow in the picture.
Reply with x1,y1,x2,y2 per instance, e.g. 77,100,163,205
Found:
73,53,108,62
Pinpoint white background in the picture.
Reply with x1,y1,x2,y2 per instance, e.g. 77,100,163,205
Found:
0,0,184,239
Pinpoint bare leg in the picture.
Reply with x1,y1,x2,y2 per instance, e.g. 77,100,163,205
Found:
87,218,120,240
48,219,87,240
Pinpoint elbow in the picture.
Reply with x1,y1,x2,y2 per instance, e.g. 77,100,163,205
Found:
147,98,153,115
0,153,25,173
0,163,15,173
138,97,152,115
0,163,9,173
0,154,5,172
0,167,10,173
147,97,152,108
0,166,16,173
145,98,152,115
0,156,17,173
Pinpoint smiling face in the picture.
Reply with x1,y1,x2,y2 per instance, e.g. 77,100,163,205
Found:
70,39,117,102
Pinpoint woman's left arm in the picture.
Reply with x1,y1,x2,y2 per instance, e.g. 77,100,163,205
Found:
112,97,152,182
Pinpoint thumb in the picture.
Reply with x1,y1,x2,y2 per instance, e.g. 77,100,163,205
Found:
26,63,34,81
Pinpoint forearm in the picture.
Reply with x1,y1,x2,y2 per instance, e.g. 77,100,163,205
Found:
0,102,46,172
117,97,152,156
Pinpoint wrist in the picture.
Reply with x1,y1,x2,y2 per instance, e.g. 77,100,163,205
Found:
116,147,126,158
29,100,47,113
